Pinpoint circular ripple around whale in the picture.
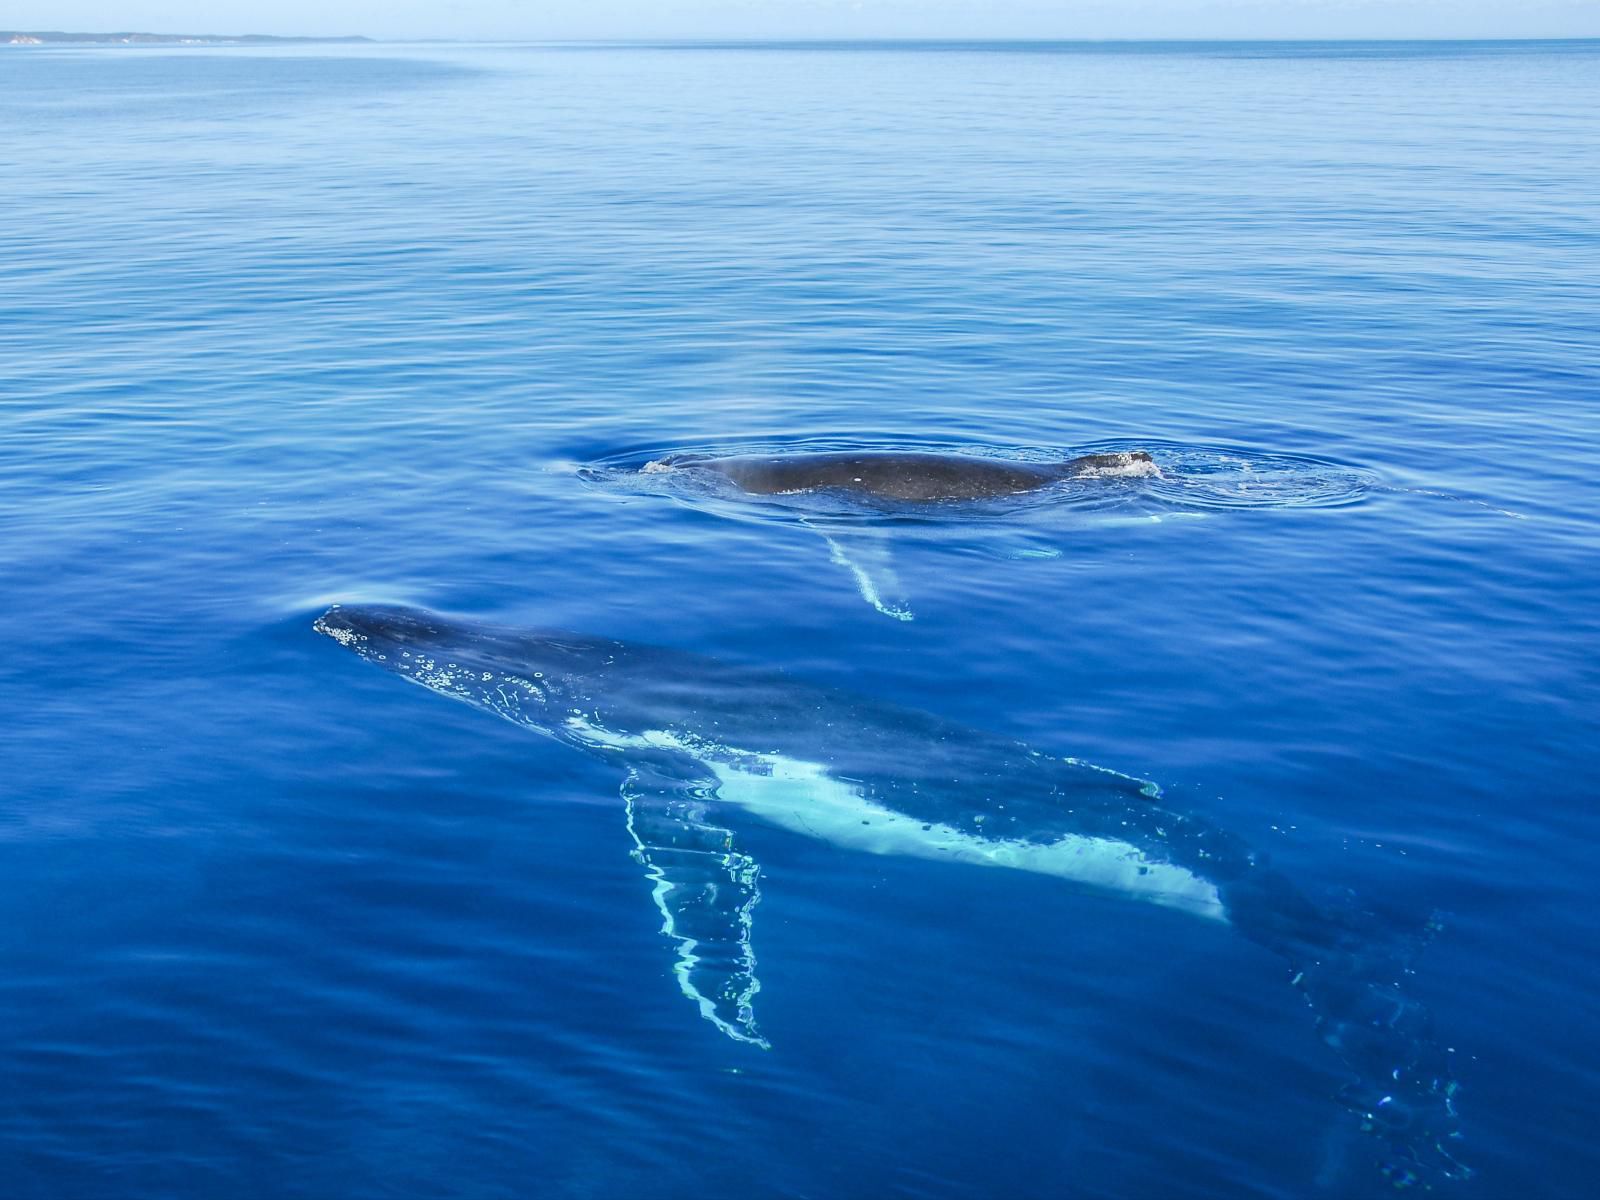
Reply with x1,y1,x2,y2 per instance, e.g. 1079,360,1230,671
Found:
577,438,1376,521
1082,441,1377,511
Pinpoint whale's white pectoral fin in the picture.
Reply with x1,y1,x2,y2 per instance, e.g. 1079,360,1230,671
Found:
622,769,768,1048
800,519,914,621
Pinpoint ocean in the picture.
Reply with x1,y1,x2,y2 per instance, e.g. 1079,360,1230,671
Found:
2,39,1597,1198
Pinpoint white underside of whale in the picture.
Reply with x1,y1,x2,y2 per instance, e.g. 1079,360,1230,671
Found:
568,718,1225,923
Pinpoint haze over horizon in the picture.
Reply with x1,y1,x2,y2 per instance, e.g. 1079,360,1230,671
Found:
8,0,1600,42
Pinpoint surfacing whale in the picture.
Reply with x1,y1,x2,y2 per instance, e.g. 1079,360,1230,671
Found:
633,449,1162,621
315,603,1468,1187
645,448,1160,501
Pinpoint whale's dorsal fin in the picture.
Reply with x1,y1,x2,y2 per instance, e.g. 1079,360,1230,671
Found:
622,768,768,1048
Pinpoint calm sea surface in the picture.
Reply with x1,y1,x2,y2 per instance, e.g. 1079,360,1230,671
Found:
2,40,1597,1199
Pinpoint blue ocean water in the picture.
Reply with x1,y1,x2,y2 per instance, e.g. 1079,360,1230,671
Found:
2,38,1598,1198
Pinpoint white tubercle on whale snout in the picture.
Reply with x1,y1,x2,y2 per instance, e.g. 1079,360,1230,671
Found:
1073,451,1164,479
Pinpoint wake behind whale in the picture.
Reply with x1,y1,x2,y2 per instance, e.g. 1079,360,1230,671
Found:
315,603,1470,1188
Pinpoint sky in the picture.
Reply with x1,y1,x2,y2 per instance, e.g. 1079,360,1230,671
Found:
7,1,1600,41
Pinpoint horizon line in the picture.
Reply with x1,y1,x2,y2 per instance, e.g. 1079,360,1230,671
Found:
8,32,1600,45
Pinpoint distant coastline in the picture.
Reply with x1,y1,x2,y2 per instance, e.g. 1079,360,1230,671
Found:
3,31,371,46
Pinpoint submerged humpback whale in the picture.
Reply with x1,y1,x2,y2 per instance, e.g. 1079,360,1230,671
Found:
644,448,1160,502
315,603,1469,1186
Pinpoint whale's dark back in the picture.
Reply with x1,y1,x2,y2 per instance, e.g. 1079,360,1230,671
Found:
694,451,1060,501
668,449,1159,502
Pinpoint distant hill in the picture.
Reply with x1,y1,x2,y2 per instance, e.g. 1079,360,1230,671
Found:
4,31,372,46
